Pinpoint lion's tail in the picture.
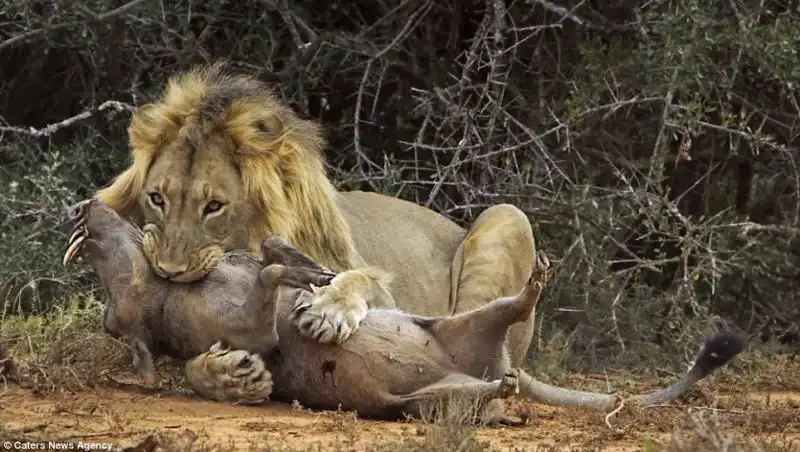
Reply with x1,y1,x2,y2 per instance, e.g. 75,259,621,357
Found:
517,329,749,412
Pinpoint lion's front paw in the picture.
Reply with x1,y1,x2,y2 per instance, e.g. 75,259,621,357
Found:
289,282,368,344
184,341,273,405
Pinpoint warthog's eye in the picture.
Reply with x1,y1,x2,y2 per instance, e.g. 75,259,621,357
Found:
203,200,224,217
149,192,165,208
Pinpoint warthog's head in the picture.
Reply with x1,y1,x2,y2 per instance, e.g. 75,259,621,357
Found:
63,198,145,266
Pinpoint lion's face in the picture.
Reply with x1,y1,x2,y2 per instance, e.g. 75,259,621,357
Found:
140,131,254,282
95,63,359,281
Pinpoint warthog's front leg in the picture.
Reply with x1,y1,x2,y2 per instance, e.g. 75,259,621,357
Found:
126,335,156,387
262,235,396,345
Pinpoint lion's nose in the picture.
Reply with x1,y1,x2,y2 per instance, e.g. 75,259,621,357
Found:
156,262,189,278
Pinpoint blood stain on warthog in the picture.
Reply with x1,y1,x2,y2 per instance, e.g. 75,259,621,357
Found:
321,360,337,386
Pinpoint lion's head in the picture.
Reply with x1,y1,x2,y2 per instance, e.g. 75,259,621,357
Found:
95,63,358,282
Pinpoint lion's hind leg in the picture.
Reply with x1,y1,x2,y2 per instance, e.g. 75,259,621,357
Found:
449,204,542,367
395,369,521,425
183,341,273,405
426,256,549,378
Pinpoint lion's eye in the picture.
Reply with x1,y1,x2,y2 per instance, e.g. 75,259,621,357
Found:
203,200,224,216
149,192,164,208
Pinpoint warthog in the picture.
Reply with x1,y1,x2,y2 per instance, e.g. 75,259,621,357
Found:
62,198,748,423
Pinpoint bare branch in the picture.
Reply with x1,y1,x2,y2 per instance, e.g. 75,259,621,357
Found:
0,101,135,139
531,0,603,30
0,0,147,51
258,0,318,43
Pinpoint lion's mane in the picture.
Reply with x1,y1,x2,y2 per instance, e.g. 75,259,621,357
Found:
95,62,360,271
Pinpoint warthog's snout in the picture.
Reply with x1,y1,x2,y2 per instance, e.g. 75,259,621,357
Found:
62,198,133,266
67,198,92,222
63,199,94,266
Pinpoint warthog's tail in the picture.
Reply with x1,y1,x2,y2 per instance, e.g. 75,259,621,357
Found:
518,329,748,411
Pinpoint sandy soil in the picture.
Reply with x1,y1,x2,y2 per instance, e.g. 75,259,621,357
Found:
1,378,798,452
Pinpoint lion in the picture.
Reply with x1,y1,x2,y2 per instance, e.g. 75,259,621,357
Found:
93,62,538,369
63,198,748,422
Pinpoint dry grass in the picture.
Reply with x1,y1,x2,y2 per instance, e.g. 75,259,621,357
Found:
1,301,798,451
663,410,798,452
1,294,130,393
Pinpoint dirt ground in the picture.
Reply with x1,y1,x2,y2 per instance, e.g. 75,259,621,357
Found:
1,332,798,451
2,374,798,452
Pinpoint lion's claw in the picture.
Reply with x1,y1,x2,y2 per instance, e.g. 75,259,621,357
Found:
184,341,273,405
289,286,366,344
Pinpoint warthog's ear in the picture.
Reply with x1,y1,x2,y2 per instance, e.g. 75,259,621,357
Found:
260,235,291,265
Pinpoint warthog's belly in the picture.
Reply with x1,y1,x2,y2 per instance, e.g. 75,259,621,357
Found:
266,309,456,417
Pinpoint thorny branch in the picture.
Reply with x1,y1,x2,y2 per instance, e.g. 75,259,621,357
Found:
352,0,434,182
0,0,147,51
532,0,601,29
1,0,799,357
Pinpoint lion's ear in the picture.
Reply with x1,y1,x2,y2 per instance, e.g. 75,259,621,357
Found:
254,114,283,137
226,99,287,154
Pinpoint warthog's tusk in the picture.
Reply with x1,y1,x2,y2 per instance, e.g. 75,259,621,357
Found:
68,226,85,246
63,233,86,266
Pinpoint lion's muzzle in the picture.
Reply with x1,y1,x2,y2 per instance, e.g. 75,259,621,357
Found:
142,224,219,283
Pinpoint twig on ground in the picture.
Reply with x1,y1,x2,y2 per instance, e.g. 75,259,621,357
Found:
642,404,748,415
604,397,627,428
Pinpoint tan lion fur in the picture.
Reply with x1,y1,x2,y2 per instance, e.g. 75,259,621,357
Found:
64,198,748,421
94,62,535,360
96,62,360,274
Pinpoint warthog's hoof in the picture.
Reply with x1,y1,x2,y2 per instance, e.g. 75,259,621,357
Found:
498,368,521,399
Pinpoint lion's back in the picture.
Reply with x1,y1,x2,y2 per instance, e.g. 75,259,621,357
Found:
336,191,465,315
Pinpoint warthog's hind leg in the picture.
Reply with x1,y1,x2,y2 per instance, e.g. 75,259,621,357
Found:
425,253,550,378
183,341,273,405
396,369,522,425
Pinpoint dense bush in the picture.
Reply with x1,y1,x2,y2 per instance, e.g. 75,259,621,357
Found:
1,0,798,371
